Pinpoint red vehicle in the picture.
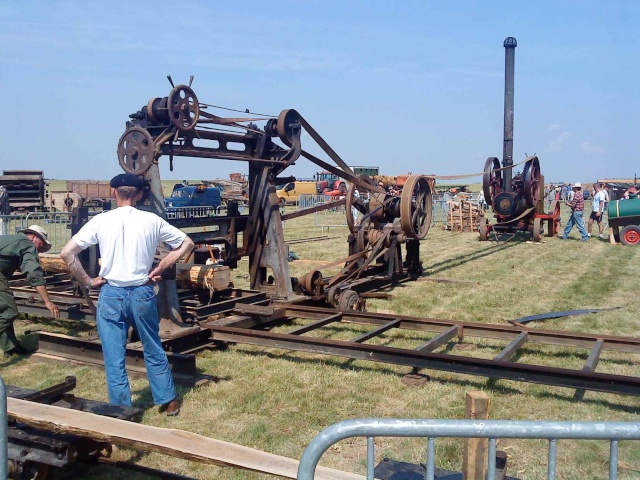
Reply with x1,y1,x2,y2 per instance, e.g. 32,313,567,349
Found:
315,171,347,196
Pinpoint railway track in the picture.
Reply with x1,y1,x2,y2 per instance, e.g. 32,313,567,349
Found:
10,276,640,397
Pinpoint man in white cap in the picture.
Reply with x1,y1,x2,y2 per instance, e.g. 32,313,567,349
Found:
558,183,588,241
61,173,194,416
0,225,60,355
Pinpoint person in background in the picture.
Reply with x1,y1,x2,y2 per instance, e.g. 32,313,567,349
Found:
546,186,555,210
557,183,588,241
60,173,194,415
587,183,606,240
351,187,360,223
477,189,486,211
0,225,60,355
622,187,638,200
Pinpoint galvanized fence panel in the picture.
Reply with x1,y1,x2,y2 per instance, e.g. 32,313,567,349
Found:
1,212,77,253
165,205,224,220
299,194,356,233
297,418,640,480
298,195,333,210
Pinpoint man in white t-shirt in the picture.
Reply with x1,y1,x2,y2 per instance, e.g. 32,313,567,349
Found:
60,173,194,415
588,182,606,240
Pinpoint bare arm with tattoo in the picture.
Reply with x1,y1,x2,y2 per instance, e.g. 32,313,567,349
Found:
60,240,106,289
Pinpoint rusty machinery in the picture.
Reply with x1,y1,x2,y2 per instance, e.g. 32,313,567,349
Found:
479,38,560,242
114,76,432,321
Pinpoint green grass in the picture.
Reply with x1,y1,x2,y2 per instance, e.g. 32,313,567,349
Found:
2,203,639,479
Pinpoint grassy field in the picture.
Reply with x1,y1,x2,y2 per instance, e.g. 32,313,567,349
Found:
1,203,639,479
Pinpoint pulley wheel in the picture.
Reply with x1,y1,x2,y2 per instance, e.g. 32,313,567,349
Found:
299,270,322,295
483,157,501,207
356,217,373,254
400,175,432,240
168,85,199,131
276,109,302,145
337,289,360,312
523,156,541,207
327,285,341,307
117,127,156,175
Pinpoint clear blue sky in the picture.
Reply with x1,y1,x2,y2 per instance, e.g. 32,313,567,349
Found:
1,1,638,184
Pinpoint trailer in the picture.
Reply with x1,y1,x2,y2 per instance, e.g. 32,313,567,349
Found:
608,196,640,245
47,180,114,211
0,170,45,212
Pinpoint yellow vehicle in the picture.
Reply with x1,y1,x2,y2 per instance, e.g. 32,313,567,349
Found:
276,181,317,205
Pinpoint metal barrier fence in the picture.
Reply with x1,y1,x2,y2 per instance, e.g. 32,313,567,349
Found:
0,212,80,253
299,195,333,209
297,418,640,480
299,194,352,233
432,193,450,225
165,205,226,219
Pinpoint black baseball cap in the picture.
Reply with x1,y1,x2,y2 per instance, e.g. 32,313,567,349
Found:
110,173,148,189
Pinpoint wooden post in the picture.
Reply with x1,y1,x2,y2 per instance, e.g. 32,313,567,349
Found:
462,391,491,480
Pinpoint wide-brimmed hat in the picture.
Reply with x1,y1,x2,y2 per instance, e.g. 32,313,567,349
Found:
572,182,582,189
18,225,52,252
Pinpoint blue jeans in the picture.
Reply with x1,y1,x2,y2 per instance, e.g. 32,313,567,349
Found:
97,283,176,407
562,210,588,240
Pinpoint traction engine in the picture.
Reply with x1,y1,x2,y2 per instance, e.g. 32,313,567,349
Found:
478,37,559,241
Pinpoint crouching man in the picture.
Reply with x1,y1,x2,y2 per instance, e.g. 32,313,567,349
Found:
60,173,194,416
0,225,60,355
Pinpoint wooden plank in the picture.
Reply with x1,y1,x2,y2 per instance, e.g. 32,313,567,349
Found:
415,326,459,353
7,398,364,480
462,391,491,480
583,339,604,372
494,332,529,362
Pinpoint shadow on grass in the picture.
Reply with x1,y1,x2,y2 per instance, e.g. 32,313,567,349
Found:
231,346,639,412
19,316,97,337
424,238,525,276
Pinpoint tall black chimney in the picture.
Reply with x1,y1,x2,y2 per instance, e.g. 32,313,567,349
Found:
502,37,517,191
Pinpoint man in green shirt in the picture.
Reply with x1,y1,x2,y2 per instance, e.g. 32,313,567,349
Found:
0,225,60,355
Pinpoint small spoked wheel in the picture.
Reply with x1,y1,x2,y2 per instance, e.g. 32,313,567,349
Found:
168,85,199,131
117,127,156,175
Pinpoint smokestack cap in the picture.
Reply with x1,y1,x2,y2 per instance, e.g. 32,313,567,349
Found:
504,37,517,48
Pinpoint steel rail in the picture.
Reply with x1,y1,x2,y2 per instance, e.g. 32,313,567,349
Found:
206,324,640,396
282,305,640,353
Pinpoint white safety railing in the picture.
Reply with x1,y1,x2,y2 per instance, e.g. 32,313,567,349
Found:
297,418,640,480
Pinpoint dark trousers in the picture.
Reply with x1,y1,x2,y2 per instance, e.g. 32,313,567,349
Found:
0,273,20,352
